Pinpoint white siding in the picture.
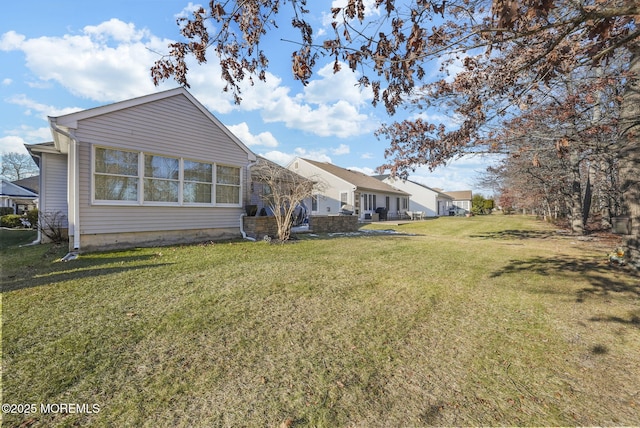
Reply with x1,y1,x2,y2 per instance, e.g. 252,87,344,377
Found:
74,94,251,235
290,160,353,215
41,153,69,227
383,178,442,217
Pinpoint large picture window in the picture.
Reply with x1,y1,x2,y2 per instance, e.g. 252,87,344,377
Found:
93,146,241,206
94,148,139,201
216,165,240,204
144,155,179,203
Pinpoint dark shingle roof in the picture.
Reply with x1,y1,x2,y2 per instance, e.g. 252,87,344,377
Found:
302,159,409,195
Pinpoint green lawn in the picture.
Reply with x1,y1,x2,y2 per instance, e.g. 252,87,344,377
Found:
2,216,639,427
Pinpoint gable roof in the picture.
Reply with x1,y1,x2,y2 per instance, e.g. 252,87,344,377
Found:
299,159,409,195
444,190,473,200
1,180,38,198
12,176,39,194
48,87,256,161
375,174,454,200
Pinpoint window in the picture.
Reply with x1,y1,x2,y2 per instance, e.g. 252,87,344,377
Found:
144,155,179,203
311,194,318,211
216,165,240,204
184,160,213,203
340,192,348,205
92,146,241,206
94,148,139,201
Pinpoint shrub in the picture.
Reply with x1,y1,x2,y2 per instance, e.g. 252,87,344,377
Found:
39,211,67,243
0,207,14,216
1,214,23,228
26,209,38,228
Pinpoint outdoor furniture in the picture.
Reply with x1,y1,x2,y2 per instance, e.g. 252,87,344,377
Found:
375,207,388,221
406,211,413,220
414,211,424,220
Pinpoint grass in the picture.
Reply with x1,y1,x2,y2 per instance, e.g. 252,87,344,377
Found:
0,228,37,250
2,215,639,427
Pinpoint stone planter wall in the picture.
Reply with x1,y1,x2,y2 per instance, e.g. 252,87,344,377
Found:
242,214,360,239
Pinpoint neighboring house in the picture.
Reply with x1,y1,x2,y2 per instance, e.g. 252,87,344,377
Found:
12,175,40,194
287,157,410,221
248,156,313,220
444,190,473,215
26,87,256,251
377,175,454,217
1,179,38,214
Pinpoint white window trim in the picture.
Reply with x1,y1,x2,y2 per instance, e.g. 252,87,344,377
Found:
91,145,242,208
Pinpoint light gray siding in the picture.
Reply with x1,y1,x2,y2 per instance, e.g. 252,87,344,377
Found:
74,94,251,235
41,152,69,227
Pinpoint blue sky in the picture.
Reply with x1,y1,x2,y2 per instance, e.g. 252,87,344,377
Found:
1,0,496,193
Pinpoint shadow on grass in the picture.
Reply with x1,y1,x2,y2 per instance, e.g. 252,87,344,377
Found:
2,252,174,292
491,254,639,298
470,229,558,240
492,256,640,329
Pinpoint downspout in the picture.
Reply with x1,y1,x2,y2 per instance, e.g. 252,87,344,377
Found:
239,213,256,241
49,117,81,252
240,159,259,241
26,153,42,246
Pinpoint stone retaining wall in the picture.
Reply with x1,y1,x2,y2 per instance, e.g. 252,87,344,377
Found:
242,215,359,239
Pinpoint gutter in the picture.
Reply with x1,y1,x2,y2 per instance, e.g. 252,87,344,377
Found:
49,117,81,252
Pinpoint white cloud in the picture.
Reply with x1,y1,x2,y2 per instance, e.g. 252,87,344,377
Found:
303,62,371,106
226,122,279,147
7,94,83,118
0,135,31,154
260,147,333,166
347,165,376,175
331,144,350,155
83,19,150,43
0,22,175,102
2,78,12,86
0,31,26,50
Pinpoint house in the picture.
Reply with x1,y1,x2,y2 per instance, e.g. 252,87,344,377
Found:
376,175,454,217
444,190,473,215
25,88,257,252
1,179,38,214
287,157,410,221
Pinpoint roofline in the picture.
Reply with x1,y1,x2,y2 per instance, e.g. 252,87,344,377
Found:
50,87,256,161
1,180,39,197
294,157,411,196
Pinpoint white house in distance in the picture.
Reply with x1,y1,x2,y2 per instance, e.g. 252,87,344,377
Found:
1,179,38,214
287,157,410,221
26,87,257,252
377,175,454,217
444,190,473,215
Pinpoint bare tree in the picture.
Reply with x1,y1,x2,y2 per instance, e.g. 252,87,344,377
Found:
251,158,319,241
1,152,38,181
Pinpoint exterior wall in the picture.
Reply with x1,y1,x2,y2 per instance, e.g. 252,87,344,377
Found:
40,153,69,222
289,159,354,216
383,177,453,217
73,94,251,240
80,227,240,252
452,199,472,214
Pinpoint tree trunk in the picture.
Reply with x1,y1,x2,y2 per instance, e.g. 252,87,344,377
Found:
569,149,585,234
618,42,640,266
